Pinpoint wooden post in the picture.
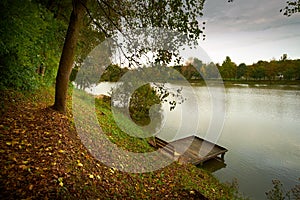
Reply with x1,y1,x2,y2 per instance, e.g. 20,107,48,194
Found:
221,153,225,160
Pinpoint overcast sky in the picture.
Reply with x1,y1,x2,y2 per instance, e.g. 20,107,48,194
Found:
196,0,300,65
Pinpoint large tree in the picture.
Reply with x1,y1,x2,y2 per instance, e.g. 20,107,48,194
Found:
52,0,207,113
52,0,87,113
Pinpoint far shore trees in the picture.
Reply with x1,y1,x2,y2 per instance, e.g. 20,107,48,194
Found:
219,56,237,80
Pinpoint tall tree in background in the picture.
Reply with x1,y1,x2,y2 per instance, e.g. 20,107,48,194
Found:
219,56,237,80
204,62,220,79
52,0,207,113
251,61,266,80
236,63,247,79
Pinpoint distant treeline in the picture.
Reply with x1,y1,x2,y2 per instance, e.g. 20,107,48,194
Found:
218,55,300,81
88,54,300,83
178,55,300,81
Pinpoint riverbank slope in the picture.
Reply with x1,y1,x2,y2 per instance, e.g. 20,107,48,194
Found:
0,87,242,199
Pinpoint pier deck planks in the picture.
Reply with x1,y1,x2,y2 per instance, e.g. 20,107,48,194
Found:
151,136,228,165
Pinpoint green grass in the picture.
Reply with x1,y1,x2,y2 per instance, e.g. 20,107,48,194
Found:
89,92,244,199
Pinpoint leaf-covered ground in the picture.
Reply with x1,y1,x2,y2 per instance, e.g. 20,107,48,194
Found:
0,88,240,199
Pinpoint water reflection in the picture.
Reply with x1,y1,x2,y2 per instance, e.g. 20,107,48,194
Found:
200,158,227,173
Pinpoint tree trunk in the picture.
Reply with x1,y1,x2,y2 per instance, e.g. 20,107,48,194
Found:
52,0,87,113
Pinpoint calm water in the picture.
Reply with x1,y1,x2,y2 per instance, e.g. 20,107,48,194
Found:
91,83,300,199
210,87,300,199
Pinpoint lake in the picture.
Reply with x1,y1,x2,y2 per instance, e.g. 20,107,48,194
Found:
89,82,300,199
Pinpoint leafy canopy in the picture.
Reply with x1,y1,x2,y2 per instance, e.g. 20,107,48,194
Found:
0,0,66,90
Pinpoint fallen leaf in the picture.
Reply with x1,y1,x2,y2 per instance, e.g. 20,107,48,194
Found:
19,165,27,170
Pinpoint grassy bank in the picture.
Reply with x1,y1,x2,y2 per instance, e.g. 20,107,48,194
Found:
0,87,243,199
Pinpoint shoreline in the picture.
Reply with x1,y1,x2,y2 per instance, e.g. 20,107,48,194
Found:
191,80,300,90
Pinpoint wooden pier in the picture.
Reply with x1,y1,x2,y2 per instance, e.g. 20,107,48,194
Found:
150,136,228,165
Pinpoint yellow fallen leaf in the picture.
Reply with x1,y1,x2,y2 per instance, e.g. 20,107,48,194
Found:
89,174,94,179
59,182,63,187
110,168,115,174
29,184,33,190
77,163,83,167
59,150,64,153
174,151,180,156
19,165,27,170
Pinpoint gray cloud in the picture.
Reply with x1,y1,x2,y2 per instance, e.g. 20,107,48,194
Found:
199,0,300,64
